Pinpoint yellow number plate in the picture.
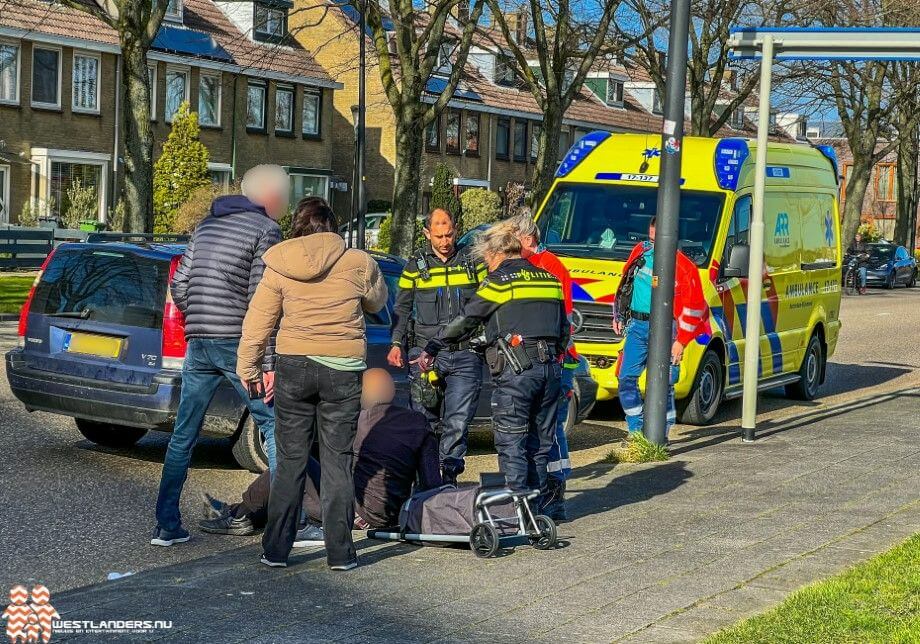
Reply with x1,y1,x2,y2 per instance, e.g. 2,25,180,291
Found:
64,332,124,359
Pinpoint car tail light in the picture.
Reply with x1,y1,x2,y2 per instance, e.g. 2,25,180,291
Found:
161,255,187,370
17,250,56,348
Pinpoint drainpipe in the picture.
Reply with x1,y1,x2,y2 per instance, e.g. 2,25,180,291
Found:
230,75,239,180
486,114,493,190
111,53,121,222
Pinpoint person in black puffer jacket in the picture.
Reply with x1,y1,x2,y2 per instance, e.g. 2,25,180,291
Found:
152,164,286,548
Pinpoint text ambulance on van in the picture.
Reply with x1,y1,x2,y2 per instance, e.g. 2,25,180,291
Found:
534,133,842,425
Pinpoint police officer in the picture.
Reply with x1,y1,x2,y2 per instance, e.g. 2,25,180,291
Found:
388,208,486,485
416,216,569,494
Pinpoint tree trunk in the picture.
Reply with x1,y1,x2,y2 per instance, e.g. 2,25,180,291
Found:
389,114,424,257
841,162,871,247
120,38,154,232
527,104,562,211
894,131,919,247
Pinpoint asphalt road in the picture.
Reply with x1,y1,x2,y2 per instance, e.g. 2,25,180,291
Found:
1,287,918,593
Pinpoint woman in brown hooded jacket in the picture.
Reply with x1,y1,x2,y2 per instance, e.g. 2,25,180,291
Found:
237,198,388,570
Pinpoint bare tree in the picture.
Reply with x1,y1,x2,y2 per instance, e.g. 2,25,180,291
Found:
891,63,920,248
486,0,626,208
363,0,485,256
43,0,170,232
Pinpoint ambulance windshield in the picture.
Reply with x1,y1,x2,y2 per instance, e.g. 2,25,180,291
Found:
538,183,726,266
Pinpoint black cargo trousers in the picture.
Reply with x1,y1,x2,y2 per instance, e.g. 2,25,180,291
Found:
490,359,562,493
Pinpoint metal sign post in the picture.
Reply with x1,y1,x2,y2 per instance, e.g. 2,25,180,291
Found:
644,0,691,446
355,0,367,250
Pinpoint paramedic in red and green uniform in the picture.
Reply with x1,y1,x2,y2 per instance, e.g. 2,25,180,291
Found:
612,217,708,438
516,213,576,522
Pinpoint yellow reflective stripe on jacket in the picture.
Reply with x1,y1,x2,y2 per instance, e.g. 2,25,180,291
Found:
477,281,564,304
398,275,415,289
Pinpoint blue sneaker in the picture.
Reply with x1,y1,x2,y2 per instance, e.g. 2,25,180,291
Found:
150,525,190,547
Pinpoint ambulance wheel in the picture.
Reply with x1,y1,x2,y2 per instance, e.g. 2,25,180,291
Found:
529,515,558,550
75,419,147,449
679,349,724,426
470,523,500,558
787,334,823,401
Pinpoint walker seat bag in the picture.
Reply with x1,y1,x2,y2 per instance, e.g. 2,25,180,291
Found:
399,484,479,535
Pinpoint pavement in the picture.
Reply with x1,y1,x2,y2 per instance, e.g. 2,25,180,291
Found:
0,287,918,642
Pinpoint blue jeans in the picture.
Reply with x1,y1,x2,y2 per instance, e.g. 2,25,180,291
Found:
617,319,679,436
155,338,276,531
858,266,867,288
547,365,574,482
408,347,483,478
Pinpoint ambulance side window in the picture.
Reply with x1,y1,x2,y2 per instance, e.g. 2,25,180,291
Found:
723,195,752,269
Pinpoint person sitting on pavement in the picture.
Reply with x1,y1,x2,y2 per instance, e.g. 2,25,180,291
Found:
198,369,442,545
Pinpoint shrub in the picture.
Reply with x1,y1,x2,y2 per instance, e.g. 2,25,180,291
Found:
505,181,527,217
857,221,884,243
18,202,38,228
376,214,425,256
62,178,98,229
459,188,502,233
153,102,211,234
173,181,240,234
109,199,126,232
605,432,670,464
430,163,461,221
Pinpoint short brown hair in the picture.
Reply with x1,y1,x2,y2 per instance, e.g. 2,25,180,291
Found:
425,208,454,229
291,197,338,238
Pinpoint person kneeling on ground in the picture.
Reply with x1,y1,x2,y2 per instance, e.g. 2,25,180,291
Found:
199,369,442,544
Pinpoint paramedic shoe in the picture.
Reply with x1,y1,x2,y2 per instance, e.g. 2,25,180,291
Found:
293,524,325,547
541,479,568,523
201,492,231,520
198,513,256,536
150,525,190,546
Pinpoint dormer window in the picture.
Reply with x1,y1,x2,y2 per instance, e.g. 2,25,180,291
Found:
730,107,745,129
164,0,183,22
607,80,624,107
494,55,516,86
254,3,288,43
652,88,662,115
437,41,455,75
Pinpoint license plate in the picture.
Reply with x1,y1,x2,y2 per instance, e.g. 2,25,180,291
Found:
63,332,124,359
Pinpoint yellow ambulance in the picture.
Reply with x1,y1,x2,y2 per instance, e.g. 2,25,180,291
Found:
535,133,842,424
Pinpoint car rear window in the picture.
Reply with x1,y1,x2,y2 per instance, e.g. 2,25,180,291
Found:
365,271,399,326
31,248,170,329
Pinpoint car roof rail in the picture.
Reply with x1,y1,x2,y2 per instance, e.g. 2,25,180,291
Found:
85,232,190,245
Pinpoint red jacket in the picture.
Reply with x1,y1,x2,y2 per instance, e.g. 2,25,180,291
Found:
529,248,579,362
613,242,708,346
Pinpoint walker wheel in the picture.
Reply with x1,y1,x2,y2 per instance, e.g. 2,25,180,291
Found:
529,515,557,550
470,522,500,558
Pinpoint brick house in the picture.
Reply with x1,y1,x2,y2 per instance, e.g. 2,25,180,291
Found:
0,0,341,224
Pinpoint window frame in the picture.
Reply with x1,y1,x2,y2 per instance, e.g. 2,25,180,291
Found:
530,122,541,161
147,63,157,120
464,111,480,157
31,45,62,110
721,193,752,276
651,88,662,115
71,50,101,114
197,70,222,128
253,3,288,44
606,80,624,107
494,55,516,86
0,39,21,106
164,0,184,23
288,171,330,204
246,80,267,133
301,89,322,139
445,109,462,155
208,162,232,189
875,163,895,203
495,116,510,160
513,119,527,162
164,65,189,123
273,84,295,136
425,112,441,152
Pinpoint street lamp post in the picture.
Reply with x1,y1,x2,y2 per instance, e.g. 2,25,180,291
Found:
355,0,367,250
643,0,692,446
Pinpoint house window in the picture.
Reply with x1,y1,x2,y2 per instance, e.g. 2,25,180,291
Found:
302,90,321,138
465,112,480,156
513,120,527,162
198,72,221,127
607,80,624,107
254,3,287,42
768,111,778,133
730,107,745,129
50,161,101,218
147,64,157,119
0,165,9,223
496,117,510,160
445,110,461,155
289,172,329,203
164,67,188,122
495,55,516,86
31,46,61,108
876,164,895,202
437,41,454,74
164,0,183,22
652,88,662,115
72,52,100,113
796,119,807,139
0,42,19,104
208,163,231,188
530,123,541,161
246,81,266,131
274,85,294,134
425,114,440,152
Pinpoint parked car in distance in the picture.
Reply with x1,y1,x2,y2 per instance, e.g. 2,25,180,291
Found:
863,243,917,289
7,241,597,472
339,212,389,248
